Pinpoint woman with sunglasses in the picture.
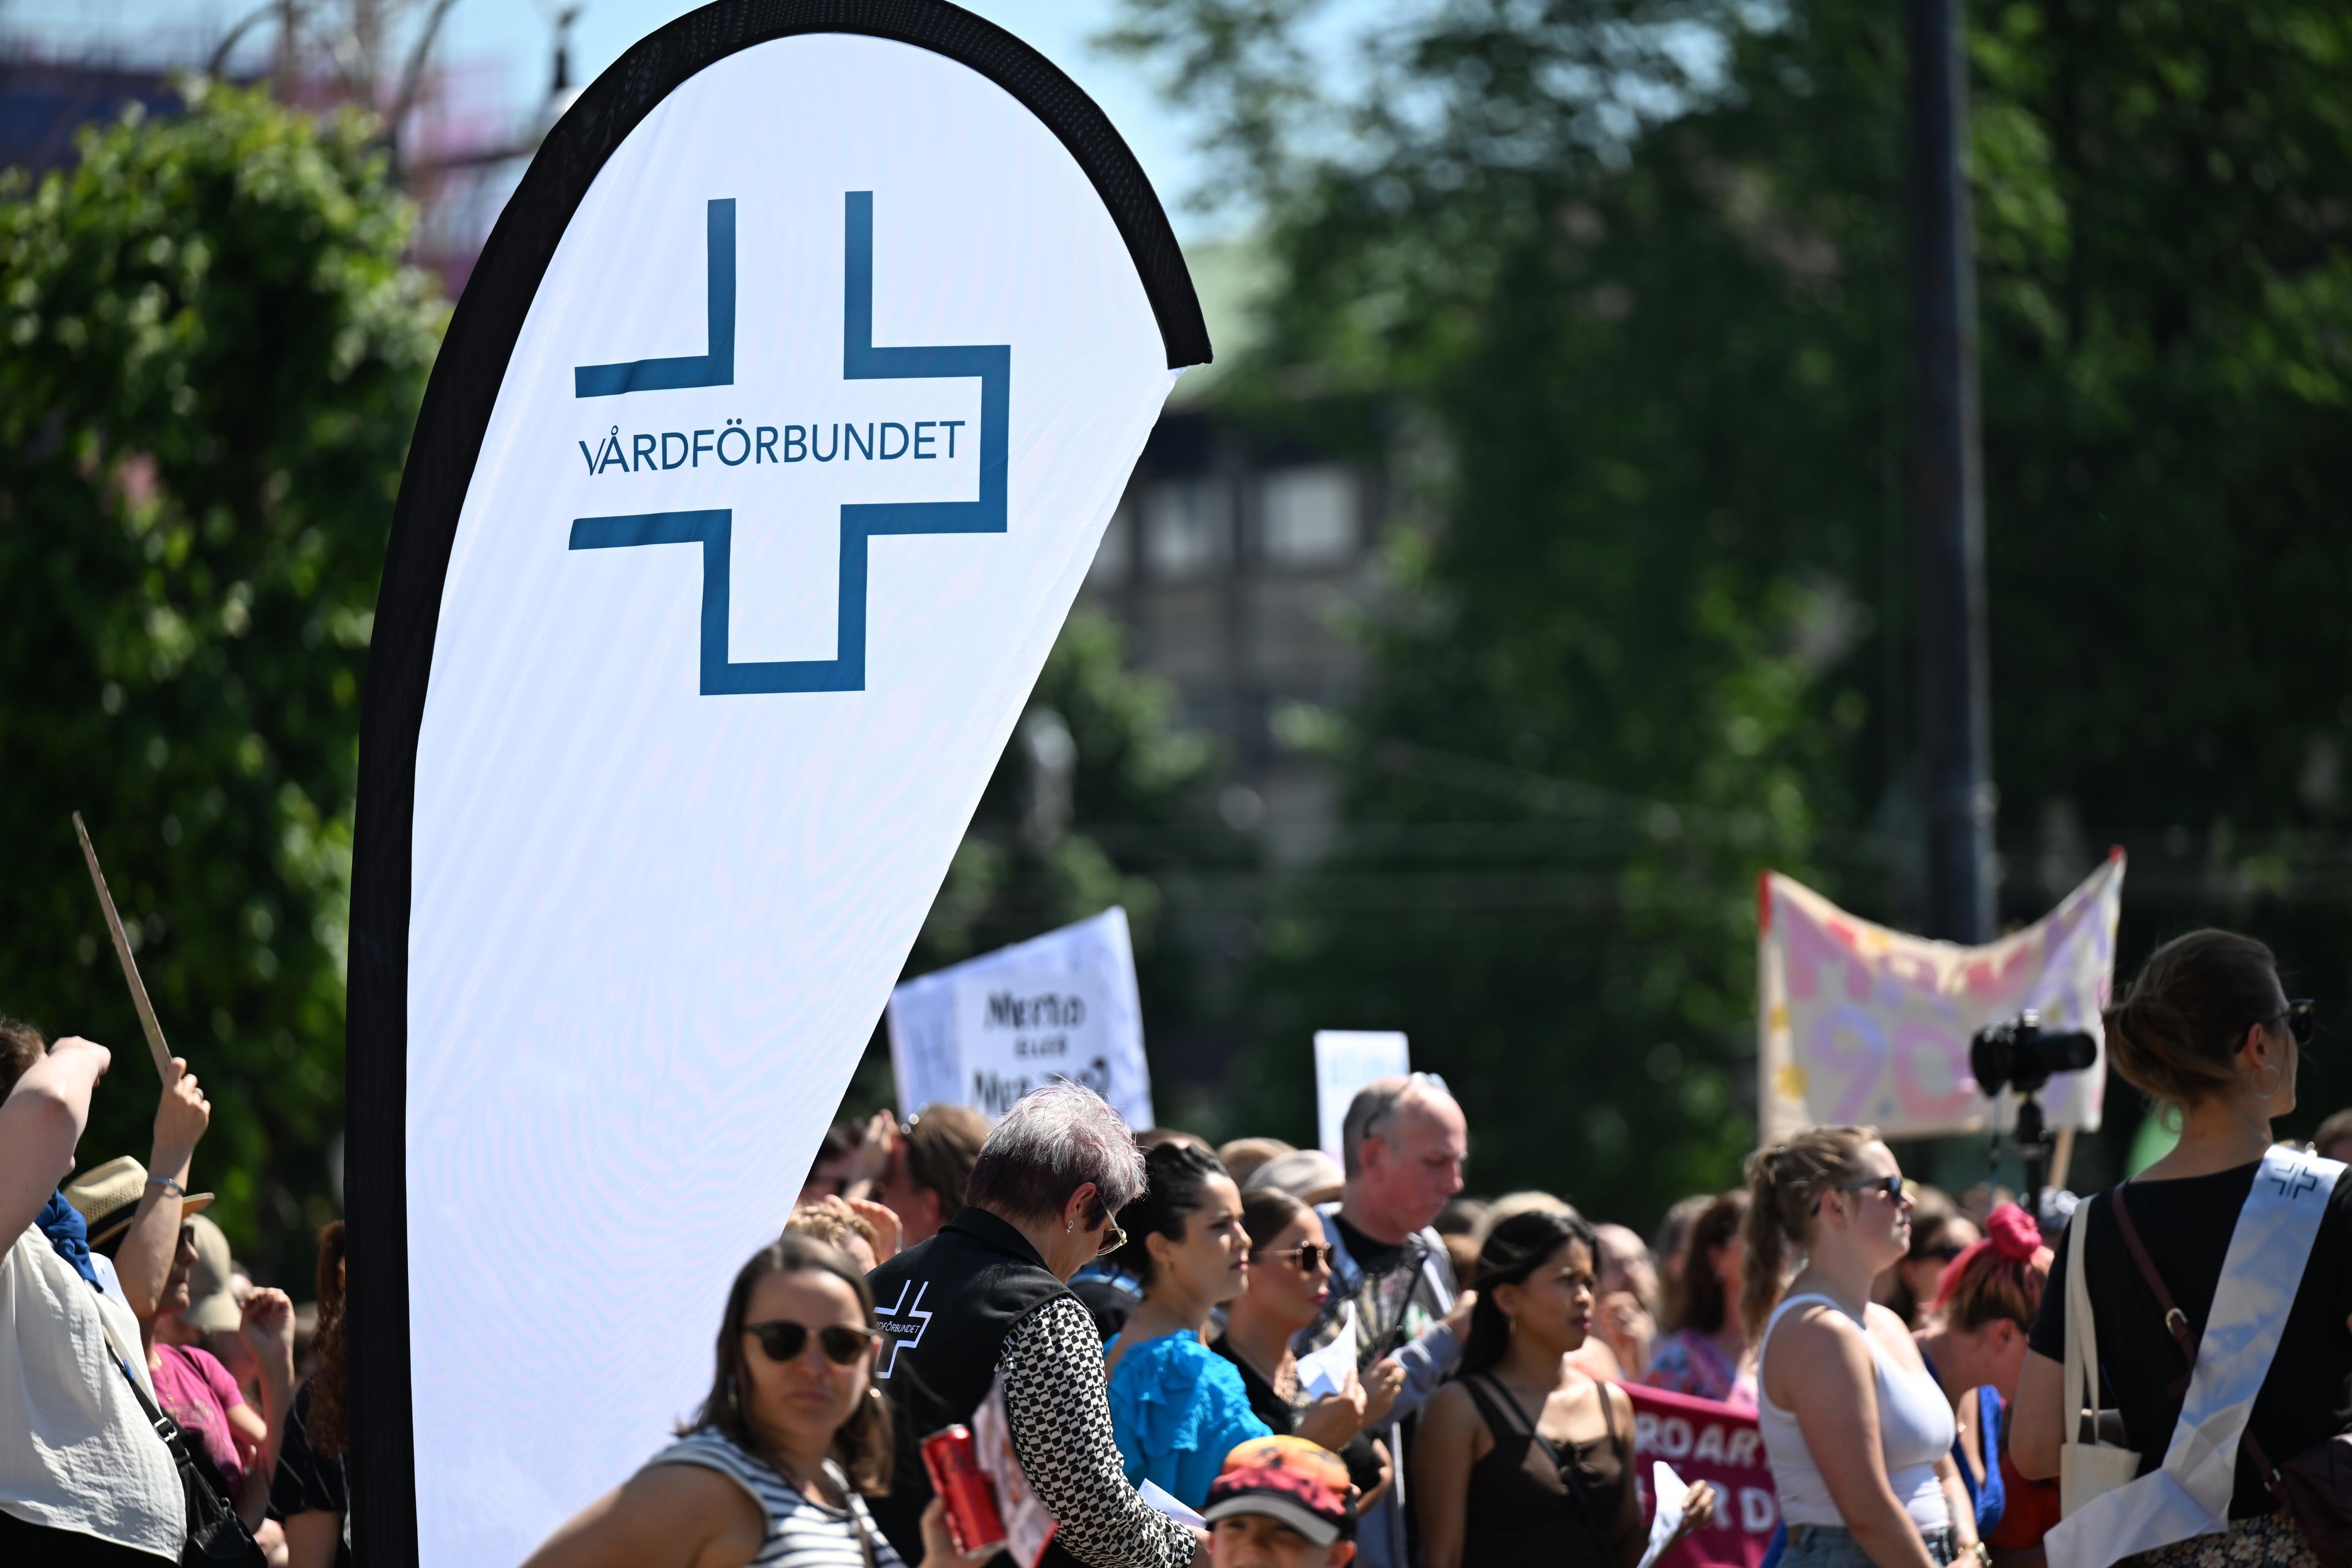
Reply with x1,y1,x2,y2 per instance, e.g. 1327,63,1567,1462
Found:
524,1233,982,1568
2011,931,2346,1568
1877,1188,1979,1333
1746,1127,1975,1567
1211,1190,1400,1506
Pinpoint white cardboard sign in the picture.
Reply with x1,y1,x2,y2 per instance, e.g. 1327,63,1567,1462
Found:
889,907,1153,1128
1314,1030,1411,1159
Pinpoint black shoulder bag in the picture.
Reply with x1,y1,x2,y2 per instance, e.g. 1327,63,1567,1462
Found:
98,1314,267,1567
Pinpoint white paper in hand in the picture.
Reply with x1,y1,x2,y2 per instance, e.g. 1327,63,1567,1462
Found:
1137,1480,1207,1529
1295,1305,1358,1401
1636,1459,1690,1568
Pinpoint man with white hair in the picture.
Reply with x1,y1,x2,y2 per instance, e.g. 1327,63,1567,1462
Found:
865,1081,1205,1568
1295,1074,1473,1568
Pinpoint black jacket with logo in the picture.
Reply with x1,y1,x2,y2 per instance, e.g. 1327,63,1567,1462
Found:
865,1207,1072,1560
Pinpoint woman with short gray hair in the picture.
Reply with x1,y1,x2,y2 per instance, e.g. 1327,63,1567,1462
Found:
865,1083,1202,1568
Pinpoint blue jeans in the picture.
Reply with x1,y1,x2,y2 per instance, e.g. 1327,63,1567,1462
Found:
1781,1523,1958,1568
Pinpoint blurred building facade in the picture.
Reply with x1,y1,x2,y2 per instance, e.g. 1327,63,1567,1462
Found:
1085,403,1384,865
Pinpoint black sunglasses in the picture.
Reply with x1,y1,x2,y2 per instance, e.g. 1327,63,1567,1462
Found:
1272,1243,1335,1272
744,1321,876,1366
2271,1000,2316,1046
1842,1174,1907,1204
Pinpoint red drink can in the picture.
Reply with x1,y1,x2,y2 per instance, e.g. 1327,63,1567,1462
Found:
921,1425,1008,1554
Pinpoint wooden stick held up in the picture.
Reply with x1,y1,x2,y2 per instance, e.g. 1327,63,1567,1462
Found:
72,812,175,1080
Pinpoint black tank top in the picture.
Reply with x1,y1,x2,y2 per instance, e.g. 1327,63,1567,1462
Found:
1459,1373,1636,1566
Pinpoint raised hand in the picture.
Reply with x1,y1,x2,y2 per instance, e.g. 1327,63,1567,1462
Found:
1361,1355,1407,1426
846,1196,903,1261
150,1057,211,1182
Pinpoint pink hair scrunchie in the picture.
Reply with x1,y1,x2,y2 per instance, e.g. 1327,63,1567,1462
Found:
1932,1200,2052,1308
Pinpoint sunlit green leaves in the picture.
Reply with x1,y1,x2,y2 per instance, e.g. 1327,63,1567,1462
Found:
0,83,444,1283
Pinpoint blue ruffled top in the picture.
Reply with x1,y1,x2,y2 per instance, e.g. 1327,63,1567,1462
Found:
1104,1329,1274,1509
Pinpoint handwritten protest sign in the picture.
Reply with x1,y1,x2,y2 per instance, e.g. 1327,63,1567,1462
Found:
1624,1383,1776,1568
1757,853,2125,1145
888,908,1153,1128
1314,1030,1411,1158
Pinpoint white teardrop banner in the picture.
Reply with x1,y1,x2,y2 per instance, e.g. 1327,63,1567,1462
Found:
344,8,1208,1564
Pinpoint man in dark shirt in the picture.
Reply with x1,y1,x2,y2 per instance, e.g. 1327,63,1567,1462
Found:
1294,1075,1473,1568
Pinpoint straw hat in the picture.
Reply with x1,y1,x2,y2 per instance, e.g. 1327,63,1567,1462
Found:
179,1213,243,1335
62,1156,214,1250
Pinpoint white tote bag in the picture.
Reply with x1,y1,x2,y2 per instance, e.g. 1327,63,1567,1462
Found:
2059,1194,2141,1515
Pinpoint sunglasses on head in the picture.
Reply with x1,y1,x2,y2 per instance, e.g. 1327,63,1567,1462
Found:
744,1321,876,1366
1842,1174,1907,1204
2271,999,2316,1046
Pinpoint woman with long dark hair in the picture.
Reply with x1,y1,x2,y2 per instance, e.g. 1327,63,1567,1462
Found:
1643,1189,1755,1408
1103,1142,1273,1509
1877,1188,1978,1332
2013,930,2348,1568
522,1234,979,1568
271,1219,350,1568
1415,1209,1717,1567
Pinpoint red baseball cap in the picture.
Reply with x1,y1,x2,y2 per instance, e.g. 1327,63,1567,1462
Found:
1204,1436,1355,1546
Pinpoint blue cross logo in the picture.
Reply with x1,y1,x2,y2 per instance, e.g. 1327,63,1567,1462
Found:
567,192,1009,693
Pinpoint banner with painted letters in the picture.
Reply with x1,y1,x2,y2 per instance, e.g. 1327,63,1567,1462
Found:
341,7,1208,1564
1757,852,2125,1145
1623,1383,1776,1567
886,906,1153,1128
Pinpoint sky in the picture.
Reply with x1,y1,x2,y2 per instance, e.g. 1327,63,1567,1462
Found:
0,0,1232,238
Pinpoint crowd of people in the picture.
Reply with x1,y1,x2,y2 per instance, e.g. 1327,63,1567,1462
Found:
0,1020,352,1567
6,925,2349,1567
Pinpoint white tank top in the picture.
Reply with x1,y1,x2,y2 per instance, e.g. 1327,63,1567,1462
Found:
1755,1292,1954,1531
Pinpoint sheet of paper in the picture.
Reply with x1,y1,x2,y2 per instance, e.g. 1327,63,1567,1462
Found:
1295,1303,1357,1401
1137,1480,1207,1529
1637,1459,1689,1568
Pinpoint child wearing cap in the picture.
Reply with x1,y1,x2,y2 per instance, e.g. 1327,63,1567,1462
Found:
1202,1436,1358,1568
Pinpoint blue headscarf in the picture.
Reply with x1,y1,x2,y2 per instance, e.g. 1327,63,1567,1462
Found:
37,1191,104,1291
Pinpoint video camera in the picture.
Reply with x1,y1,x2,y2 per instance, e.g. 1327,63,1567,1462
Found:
1971,1010,2100,1231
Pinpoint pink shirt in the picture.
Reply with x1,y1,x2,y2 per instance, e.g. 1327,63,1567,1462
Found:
150,1343,246,1490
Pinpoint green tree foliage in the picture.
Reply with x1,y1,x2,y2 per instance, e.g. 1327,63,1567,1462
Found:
0,83,444,1281
1116,0,2352,1218
835,603,1244,1117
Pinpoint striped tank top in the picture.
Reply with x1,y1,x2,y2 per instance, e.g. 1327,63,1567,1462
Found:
647,1428,906,1568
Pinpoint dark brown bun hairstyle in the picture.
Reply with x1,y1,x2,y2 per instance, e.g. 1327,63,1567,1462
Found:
2104,929,2285,1112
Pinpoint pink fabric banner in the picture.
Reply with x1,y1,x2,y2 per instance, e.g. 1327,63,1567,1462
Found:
1624,1382,1777,1568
